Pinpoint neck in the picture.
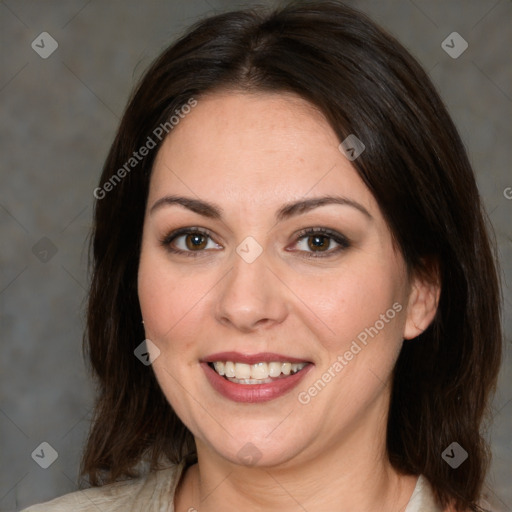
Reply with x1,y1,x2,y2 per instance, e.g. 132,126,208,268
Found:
175,402,418,512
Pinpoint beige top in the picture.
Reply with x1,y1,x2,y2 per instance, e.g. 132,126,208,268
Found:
22,461,443,512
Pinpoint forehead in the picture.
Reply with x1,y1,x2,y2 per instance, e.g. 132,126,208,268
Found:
149,92,375,216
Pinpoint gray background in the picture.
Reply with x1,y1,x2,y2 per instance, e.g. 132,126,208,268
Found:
0,0,510,510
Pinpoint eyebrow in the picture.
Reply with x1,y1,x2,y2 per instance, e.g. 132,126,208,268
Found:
149,194,372,221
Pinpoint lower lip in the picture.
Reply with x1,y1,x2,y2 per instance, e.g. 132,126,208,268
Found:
201,362,313,403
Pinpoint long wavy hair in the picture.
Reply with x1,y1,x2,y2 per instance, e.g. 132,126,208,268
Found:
80,2,502,510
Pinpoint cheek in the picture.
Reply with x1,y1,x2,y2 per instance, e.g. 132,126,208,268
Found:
303,264,403,350
138,250,186,340
137,249,216,355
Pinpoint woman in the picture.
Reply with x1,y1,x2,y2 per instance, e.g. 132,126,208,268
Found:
24,1,502,511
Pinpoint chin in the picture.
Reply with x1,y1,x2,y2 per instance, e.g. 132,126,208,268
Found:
196,424,311,469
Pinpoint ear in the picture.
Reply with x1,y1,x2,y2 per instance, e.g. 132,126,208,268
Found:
403,265,441,340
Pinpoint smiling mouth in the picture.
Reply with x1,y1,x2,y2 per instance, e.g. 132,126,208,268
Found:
208,361,310,384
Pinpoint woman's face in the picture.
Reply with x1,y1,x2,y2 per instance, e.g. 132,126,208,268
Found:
138,92,429,468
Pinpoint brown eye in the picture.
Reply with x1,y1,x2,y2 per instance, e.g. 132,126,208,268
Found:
185,233,208,250
161,228,222,257
307,235,331,252
293,228,350,258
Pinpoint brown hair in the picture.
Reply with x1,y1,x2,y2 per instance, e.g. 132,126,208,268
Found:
81,2,502,510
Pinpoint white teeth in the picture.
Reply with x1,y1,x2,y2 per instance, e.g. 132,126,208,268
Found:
224,361,236,378
251,362,268,379
234,363,251,379
213,362,225,376
229,377,274,385
268,362,282,377
211,360,307,381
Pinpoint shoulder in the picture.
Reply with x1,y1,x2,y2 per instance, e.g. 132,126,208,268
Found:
405,475,444,512
21,463,184,512
408,476,484,512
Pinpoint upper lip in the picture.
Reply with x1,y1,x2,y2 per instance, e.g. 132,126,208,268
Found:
202,352,311,365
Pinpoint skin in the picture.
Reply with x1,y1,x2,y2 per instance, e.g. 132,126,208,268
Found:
138,92,440,512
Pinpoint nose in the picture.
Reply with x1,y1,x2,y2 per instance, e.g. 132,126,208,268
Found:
214,249,288,333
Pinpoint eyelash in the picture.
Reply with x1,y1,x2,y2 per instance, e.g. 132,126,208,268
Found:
160,227,350,259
